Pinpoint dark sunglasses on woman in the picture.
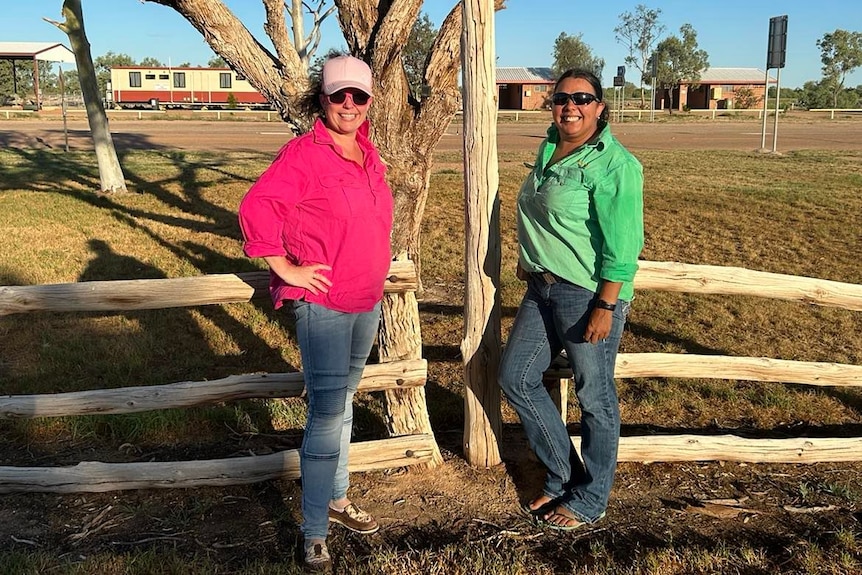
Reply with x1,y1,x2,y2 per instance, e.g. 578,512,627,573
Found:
551,92,599,106
327,89,371,106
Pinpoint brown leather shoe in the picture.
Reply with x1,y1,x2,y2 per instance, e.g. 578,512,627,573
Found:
303,539,332,573
328,502,379,534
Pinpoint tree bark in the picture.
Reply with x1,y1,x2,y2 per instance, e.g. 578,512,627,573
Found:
460,0,501,468
140,0,505,468
50,0,127,193
378,256,443,467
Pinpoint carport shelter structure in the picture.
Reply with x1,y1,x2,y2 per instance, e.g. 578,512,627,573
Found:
0,41,75,108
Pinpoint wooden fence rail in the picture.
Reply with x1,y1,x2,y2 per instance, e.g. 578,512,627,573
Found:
0,260,440,493
1,259,861,493
0,359,427,419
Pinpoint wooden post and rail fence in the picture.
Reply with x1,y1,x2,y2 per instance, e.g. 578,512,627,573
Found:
1,260,861,493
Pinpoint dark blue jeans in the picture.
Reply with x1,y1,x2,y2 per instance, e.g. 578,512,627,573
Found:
499,276,629,523
293,300,381,539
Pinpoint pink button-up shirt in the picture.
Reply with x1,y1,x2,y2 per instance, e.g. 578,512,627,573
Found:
239,118,394,313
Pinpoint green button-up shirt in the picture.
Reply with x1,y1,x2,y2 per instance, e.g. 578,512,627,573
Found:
517,122,644,301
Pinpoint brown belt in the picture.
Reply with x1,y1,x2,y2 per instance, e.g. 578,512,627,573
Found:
531,271,558,285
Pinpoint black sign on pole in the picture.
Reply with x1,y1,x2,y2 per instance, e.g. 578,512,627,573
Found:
613,76,624,87
617,65,626,78
767,15,788,69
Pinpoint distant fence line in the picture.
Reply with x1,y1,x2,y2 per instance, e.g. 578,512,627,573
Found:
4,108,860,122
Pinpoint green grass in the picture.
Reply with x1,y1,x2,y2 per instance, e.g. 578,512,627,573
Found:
1,142,862,574
7,146,860,442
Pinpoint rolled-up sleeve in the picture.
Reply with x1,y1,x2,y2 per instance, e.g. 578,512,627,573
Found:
594,159,644,283
238,152,305,259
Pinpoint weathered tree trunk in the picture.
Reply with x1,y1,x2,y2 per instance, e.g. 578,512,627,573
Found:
142,0,504,468
460,0,501,468
49,0,127,193
378,257,443,467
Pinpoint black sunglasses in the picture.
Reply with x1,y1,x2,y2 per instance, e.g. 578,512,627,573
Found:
327,89,371,106
551,92,599,106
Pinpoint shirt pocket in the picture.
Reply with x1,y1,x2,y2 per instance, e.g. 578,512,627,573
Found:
318,174,359,219
537,165,590,215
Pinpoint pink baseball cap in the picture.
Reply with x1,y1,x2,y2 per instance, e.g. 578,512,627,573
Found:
322,55,373,96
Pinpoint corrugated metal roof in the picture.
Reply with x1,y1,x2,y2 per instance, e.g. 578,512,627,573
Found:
0,42,75,63
496,67,555,83
691,67,776,84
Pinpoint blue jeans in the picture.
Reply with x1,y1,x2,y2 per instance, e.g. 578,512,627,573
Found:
293,300,381,540
499,276,629,523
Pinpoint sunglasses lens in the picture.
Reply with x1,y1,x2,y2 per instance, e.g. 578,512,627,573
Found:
552,93,569,106
328,90,370,105
552,92,597,106
574,93,595,105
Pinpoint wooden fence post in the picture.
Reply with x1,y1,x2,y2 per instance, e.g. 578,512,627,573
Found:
460,0,502,468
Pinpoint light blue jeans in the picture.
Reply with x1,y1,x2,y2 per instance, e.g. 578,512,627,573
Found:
499,276,629,523
293,300,381,540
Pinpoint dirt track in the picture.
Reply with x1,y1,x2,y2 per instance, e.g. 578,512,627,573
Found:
1,114,860,154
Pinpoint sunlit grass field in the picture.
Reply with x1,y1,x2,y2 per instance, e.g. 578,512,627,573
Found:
1,143,861,573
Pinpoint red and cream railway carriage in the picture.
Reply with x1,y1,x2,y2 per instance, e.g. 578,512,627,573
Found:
109,66,269,109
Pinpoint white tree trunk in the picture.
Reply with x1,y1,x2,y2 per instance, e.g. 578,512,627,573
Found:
50,0,127,193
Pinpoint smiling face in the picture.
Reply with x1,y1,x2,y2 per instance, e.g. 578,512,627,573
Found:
321,89,372,137
552,76,605,147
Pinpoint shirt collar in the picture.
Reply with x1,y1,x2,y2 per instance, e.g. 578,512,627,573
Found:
546,120,609,151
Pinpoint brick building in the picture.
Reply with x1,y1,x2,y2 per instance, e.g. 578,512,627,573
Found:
495,67,556,110
657,67,777,111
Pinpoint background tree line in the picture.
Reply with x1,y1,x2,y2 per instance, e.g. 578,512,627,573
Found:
3,4,860,111
552,4,861,110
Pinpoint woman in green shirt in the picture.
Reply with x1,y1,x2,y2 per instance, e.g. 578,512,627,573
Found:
500,69,644,531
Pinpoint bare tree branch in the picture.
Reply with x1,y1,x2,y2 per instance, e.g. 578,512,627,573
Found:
262,0,293,68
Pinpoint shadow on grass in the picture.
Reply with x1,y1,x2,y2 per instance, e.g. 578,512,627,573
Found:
0,145,311,446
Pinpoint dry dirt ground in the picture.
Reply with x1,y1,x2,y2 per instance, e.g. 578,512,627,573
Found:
1,115,861,573
1,112,861,154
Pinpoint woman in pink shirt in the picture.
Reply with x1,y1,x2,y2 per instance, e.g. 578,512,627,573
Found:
238,55,393,572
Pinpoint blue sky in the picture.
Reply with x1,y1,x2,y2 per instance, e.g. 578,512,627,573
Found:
3,1,861,89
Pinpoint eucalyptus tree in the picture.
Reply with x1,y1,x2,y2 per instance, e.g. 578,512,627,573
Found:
552,32,604,79
142,0,503,277
47,0,127,193
142,0,505,460
614,4,665,107
652,23,708,113
816,29,862,108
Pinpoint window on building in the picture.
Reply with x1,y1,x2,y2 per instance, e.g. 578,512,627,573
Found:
129,72,142,88
174,72,186,88
159,74,169,80
145,74,156,80
220,73,232,89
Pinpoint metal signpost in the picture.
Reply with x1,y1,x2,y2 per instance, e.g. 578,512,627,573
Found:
761,15,788,152
649,55,657,122
613,65,625,123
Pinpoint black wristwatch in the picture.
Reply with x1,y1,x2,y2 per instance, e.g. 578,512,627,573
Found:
594,299,616,311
